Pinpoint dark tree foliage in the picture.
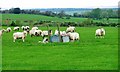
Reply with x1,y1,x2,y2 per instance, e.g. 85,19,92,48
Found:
13,8,21,14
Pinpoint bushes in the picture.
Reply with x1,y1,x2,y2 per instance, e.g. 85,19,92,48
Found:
10,21,16,26
2,19,119,27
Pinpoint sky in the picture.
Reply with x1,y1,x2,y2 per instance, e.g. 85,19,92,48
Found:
0,0,119,9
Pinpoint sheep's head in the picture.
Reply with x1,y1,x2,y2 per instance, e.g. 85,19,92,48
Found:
2,29,6,33
49,30,52,35
23,31,27,36
39,30,42,35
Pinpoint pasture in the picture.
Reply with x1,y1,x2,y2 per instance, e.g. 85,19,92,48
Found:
1,27,118,70
1,14,118,26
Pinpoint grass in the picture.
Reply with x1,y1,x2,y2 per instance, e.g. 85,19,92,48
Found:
1,27,118,70
1,14,87,23
0,14,118,26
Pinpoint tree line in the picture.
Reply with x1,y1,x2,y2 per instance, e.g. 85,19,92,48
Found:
0,8,118,20
73,8,118,20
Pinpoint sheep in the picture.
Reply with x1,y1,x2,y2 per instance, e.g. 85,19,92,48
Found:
21,26,25,30
29,29,42,37
95,28,105,38
21,26,30,33
29,29,36,37
66,26,75,33
33,30,42,36
13,31,27,42
26,26,30,30
67,32,80,41
23,26,30,31
2,29,6,32
41,30,52,38
0,29,5,36
54,30,63,35
38,37,49,44
54,30,67,36
31,27,38,30
0,30,2,36
14,26,20,31
6,27,12,32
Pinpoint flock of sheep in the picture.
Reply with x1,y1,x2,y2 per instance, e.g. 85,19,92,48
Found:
0,26,105,43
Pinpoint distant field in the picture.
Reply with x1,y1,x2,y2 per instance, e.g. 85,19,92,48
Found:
1,14,87,24
0,14,118,26
2,27,118,70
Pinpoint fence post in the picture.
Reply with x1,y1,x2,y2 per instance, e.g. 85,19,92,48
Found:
47,24,50,42
57,23,62,42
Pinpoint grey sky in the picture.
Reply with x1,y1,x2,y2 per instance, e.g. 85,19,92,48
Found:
0,0,119,9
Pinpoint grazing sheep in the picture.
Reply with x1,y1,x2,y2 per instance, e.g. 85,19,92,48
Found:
21,26,30,33
26,26,30,30
31,27,38,30
66,26,75,33
38,37,49,44
29,30,36,37
0,30,2,36
13,31,27,42
2,29,6,32
54,30,67,36
21,26,25,30
67,32,80,41
0,29,5,36
54,30,63,35
95,28,105,38
29,29,42,37
14,26,20,31
6,27,12,32
35,30,42,36
41,30,52,38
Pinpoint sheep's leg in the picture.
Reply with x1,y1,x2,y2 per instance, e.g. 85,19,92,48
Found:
22,39,25,42
31,34,33,37
13,38,16,42
22,37,25,42
13,39,15,42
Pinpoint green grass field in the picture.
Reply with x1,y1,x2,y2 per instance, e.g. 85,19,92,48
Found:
1,27,118,70
1,14,118,25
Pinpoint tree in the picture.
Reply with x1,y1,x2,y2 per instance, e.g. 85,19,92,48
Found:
91,8,101,19
73,13,79,17
13,8,21,14
58,10,65,18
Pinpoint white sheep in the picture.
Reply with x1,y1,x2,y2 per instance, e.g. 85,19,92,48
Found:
66,26,75,33
67,32,80,41
21,26,30,33
26,26,30,30
29,29,36,37
6,27,12,32
14,26,20,31
23,26,30,30
95,28,105,38
38,37,49,44
0,29,5,36
13,31,27,42
54,30,67,36
21,26,25,30
41,30,52,38
29,29,42,37
35,30,42,36
54,30,63,35
31,27,38,30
